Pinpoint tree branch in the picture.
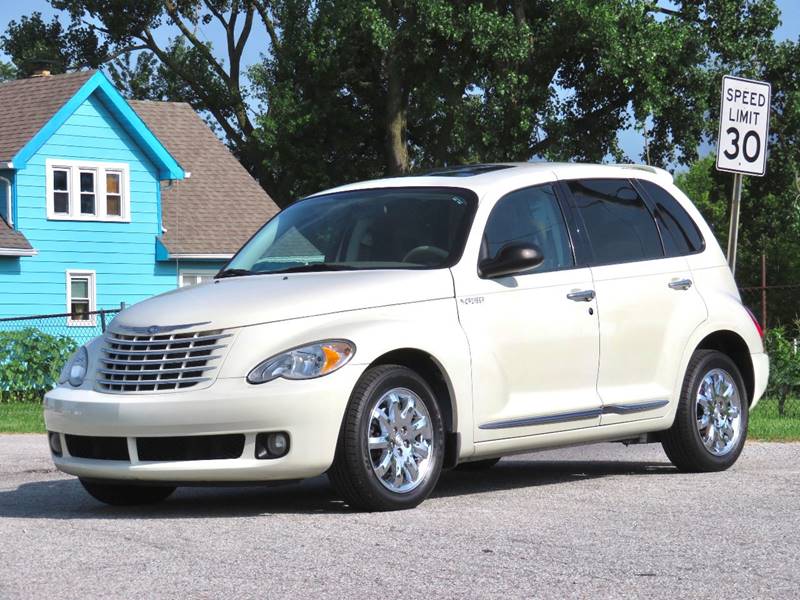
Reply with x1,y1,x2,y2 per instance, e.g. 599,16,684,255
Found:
530,93,632,156
251,0,281,53
138,28,244,148
643,3,682,17
73,43,148,69
163,0,231,86
204,0,230,30
234,6,254,62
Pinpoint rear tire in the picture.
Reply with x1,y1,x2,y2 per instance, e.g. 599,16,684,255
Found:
455,458,501,471
662,350,748,472
79,479,176,506
328,365,445,511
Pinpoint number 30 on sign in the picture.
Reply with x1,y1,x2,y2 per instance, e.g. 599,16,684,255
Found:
716,75,771,177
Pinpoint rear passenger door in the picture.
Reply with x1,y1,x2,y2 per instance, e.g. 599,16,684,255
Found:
561,178,707,425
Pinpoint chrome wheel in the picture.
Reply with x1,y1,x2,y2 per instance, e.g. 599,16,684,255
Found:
367,387,434,493
695,368,743,456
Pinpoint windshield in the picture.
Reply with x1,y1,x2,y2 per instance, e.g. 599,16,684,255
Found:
221,187,478,275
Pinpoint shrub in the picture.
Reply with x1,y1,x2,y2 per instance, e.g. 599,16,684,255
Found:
0,328,78,403
763,326,800,416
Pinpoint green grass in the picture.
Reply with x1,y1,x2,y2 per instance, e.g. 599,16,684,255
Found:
0,399,798,440
749,399,800,441
0,402,45,433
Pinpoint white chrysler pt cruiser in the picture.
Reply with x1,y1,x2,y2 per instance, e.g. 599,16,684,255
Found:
45,163,769,511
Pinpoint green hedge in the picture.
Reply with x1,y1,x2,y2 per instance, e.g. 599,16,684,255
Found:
761,325,800,416
0,328,78,403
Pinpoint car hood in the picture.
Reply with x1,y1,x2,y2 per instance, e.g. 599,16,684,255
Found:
109,269,456,332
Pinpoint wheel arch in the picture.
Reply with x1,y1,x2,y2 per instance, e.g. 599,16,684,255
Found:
695,330,755,404
369,348,461,468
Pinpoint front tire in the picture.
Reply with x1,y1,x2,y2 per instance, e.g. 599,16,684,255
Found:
328,365,445,511
662,350,748,472
79,479,176,506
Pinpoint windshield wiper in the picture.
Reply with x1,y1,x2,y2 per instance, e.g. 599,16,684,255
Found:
216,268,255,279
269,264,357,274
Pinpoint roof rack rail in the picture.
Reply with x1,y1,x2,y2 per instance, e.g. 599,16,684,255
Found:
610,163,673,182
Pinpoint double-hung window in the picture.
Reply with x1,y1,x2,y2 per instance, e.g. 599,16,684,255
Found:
47,160,130,221
66,270,96,326
179,270,217,287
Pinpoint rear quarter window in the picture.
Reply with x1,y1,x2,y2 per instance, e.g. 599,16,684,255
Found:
567,178,663,266
638,180,705,256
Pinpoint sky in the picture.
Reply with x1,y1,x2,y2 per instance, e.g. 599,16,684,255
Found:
0,0,797,164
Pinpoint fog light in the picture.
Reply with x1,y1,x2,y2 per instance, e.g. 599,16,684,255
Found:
255,432,290,459
48,431,62,456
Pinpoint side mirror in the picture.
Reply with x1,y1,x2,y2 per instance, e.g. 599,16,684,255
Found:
478,242,544,279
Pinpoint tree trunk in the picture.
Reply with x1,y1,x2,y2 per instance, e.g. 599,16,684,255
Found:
385,53,409,176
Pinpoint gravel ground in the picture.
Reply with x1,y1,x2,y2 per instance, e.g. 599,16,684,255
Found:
0,435,798,599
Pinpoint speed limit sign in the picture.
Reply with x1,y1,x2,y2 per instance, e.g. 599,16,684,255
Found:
716,75,771,176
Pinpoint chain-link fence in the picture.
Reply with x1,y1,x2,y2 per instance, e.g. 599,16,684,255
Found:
0,307,122,402
0,306,122,347
739,285,800,331
0,293,798,432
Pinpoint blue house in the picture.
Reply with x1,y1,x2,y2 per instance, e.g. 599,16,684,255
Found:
0,70,278,335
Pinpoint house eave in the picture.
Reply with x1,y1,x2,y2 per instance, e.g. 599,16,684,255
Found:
0,247,37,257
169,253,234,260
11,71,185,180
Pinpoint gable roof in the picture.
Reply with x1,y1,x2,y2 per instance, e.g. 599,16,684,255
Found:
0,70,183,179
129,100,280,257
0,217,34,255
0,71,94,164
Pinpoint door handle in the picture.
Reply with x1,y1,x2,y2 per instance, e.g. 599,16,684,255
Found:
668,278,693,291
567,289,595,302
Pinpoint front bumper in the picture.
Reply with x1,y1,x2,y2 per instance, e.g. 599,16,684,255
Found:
43,366,365,483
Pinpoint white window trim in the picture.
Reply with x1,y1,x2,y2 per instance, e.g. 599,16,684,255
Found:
66,269,97,326
0,176,11,226
179,269,218,287
46,159,131,222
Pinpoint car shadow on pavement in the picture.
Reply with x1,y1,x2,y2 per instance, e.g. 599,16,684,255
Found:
432,458,675,500
0,457,676,518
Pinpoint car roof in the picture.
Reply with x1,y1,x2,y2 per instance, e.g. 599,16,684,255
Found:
313,162,674,200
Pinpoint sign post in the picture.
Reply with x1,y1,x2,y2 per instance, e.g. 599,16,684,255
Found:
716,75,771,275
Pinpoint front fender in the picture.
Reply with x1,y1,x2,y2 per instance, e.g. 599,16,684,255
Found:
219,299,475,453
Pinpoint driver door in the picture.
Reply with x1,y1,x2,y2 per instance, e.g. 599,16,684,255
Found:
454,184,602,442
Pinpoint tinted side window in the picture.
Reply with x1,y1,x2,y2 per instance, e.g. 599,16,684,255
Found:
639,180,704,256
568,179,662,265
482,184,573,272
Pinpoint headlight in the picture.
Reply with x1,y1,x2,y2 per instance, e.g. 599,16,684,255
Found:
58,346,89,387
247,340,355,384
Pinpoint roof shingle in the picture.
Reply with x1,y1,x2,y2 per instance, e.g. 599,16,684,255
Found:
129,100,279,256
0,217,33,251
0,71,95,163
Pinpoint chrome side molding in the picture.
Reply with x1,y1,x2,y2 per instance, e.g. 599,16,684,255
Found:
479,408,602,430
479,399,669,430
602,399,669,414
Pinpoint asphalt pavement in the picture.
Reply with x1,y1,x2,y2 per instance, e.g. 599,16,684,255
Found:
0,434,798,599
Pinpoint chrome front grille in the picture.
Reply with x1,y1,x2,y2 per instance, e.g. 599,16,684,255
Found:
97,329,232,393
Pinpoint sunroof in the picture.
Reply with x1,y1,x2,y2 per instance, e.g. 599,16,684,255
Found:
413,164,515,178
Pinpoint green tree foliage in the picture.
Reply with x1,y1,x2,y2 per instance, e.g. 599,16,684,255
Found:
675,36,800,325
1,12,107,75
763,326,800,415
0,61,17,82
253,0,781,202
0,1,783,206
2,1,276,189
0,329,78,403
